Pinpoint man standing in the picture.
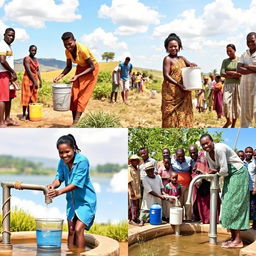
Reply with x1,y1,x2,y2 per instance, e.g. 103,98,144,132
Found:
0,28,17,127
244,146,256,229
237,32,256,127
138,147,157,181
118,57,132,105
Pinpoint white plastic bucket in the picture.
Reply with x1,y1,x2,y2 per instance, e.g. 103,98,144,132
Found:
181,67,202,90
52,84,71,111
151,90,157,99
169,207,183,225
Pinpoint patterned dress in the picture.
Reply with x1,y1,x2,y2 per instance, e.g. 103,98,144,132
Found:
21,56,39,106
161,57,193,128
206,143,250,230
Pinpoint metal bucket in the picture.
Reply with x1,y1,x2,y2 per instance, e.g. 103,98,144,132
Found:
52,84,71,111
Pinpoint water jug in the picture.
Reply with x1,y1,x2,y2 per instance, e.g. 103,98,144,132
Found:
149,202,162,225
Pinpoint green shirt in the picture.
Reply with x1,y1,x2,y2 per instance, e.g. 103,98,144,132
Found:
220,57,240,84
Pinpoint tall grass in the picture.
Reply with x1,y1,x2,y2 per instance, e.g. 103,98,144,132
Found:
76,111,121,128
0,210,127,242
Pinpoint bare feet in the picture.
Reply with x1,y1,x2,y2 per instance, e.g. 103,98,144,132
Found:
129,220,144,226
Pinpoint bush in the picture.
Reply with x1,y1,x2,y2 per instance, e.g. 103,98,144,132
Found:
97,71,112,83
93,82,112,100
38,81,52,105
76,111,121,128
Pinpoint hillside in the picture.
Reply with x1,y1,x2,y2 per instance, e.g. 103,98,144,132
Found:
14,58,68,72
15,59,162,79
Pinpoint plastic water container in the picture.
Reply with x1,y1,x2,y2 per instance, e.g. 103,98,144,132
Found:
52,84,71,111
29,103,43,121
150,202,162,225
151,90,157,99
181,67,202,90
36,218,63,249
169,207,183,225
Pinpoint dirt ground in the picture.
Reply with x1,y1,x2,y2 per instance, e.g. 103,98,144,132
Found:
8,90,243,128
119,242,128,256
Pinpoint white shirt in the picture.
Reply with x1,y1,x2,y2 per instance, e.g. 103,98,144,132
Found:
205,143,244,177
239,49,256,83
112,66,119,84
141,174,163,210
0,40,14,72
244,159,256,191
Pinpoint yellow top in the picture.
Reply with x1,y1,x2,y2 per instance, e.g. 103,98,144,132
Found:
65,42,97,66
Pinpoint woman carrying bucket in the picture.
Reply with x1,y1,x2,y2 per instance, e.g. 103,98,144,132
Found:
20,45,42,120
47,134,96,250
161,33,197,128
53,32,99,126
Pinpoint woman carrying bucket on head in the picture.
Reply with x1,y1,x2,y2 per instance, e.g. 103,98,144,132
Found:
20,45,42,120
47,134,96,250
53,32,99,126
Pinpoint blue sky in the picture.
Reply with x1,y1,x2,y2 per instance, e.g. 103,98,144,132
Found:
208,128,256,151
0,128,128,166
0,0,255,73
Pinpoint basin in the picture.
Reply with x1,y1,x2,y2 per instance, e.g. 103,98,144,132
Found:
0,231,120,256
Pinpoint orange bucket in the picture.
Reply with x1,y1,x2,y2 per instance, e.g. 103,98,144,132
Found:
29,103,43,121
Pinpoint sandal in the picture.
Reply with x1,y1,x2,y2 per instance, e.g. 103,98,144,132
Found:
222,241,243,248
5,120,19,126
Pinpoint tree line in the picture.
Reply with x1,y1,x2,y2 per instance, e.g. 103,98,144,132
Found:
0,155,126,175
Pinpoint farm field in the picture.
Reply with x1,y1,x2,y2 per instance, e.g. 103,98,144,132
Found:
8,62,252,128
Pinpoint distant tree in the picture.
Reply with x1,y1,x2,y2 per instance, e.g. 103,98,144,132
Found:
102,52,115,62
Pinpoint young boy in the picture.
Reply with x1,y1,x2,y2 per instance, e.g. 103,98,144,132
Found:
128,154,142,226
110,66,119,103
139,162,165,224
53,32,99,126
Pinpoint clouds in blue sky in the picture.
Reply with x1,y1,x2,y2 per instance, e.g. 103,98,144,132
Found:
0,0,255,72
0,128,128,166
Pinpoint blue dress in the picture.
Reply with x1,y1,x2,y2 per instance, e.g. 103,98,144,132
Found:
56,153,97,230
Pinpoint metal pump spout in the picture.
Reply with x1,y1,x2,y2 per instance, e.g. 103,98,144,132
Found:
186,173,219,244
0,182,52,250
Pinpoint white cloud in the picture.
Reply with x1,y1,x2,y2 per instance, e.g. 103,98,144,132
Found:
4,0,81,28
12,197,66,220
93,182,101,193
81,28,127,53
109,168,127,193
0,0,5,7
0,21,29,41
98,0,161,35
153,0,256,51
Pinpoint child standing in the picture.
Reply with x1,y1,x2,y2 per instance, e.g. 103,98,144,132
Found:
158,157,173,187
213,75,223,119
110,66,119,103
163,172,181,219
47,134,96,250
21,45,42,120
128,154,142,226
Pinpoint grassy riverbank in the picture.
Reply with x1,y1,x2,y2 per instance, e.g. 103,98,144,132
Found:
0,209,128,242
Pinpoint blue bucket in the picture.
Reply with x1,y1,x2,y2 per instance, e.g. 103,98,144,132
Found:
149,202,162,225
35,218,63,249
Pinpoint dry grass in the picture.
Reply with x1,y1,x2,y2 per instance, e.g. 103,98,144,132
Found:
10,87,251,128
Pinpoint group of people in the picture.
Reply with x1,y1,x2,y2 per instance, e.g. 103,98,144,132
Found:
0,29,101,127
128,134,256,248
162,32,256,128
